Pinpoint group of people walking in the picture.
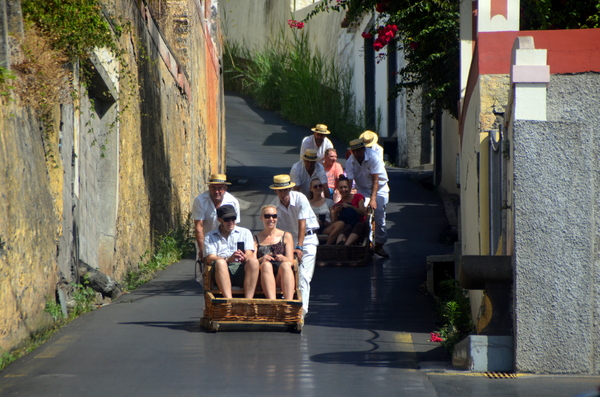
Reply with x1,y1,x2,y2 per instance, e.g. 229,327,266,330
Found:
192,123,390,317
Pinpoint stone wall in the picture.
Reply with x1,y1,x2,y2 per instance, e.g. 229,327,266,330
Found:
0,0,223,353
512,73,600,373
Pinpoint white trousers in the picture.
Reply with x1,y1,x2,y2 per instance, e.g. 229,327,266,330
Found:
299,244,317,313
358,190,389,245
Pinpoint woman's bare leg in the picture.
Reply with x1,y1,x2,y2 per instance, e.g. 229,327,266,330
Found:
260,262,276,299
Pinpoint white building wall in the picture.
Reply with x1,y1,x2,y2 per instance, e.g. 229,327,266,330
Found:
222,1,415,164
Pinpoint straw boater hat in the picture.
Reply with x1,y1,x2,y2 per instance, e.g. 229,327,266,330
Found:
359,130,379,147
348,138,366,151
270,174,296,190
208,174,231,185
311,123,331,134
301,148,318,162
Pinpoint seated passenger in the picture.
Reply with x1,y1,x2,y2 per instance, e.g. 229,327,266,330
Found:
331,176,368,246
308,178,344,245
254,205,296,300
204,205,259,298
322,148,344,201
290,148,330,199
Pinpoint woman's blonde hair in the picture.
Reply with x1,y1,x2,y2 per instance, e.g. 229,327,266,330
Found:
260,204,278,215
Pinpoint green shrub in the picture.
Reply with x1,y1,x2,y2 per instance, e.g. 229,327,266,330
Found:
124,220,195,291
434,278,473,353
21,0,115,61
223,28,369,142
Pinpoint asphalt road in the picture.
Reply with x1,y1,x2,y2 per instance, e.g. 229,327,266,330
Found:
1,92,599,397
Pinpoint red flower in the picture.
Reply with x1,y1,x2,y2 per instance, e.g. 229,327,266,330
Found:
430,332,444,342
373,40,384,51
409,41,419,50
361,32,373,39
287,19,304,29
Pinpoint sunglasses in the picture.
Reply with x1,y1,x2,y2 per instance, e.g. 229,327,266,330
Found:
312,184,323,189
222,217,236,223
263,214,278,219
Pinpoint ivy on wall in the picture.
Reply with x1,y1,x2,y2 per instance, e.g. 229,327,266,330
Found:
21,0,118,61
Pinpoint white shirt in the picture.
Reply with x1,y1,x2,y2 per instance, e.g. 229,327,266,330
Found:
204,226,254,259
270,191,319,246
299,135,334,162
346,148,389,196
289,161,328,198
369,143,384,161
192,191,241,234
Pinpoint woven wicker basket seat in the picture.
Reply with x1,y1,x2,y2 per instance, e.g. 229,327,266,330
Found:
200,260,303,333
316,211,374,267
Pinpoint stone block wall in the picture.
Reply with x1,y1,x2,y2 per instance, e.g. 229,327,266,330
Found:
512,73,600,373
0,0,223,353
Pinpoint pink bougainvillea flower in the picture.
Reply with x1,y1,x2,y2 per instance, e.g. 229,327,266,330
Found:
373,38,385,51
287,19,304,29
362,32,373,39
430,332,444,342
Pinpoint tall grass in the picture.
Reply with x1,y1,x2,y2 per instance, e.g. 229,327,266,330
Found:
223,29,368,143
124,221,195,291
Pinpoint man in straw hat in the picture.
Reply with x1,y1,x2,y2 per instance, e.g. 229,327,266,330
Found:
270,174,320,315
346,138,390,258
300,123,334,162
192,174,241,279
204,205,259,298
360,130,384,161
290,148,330,199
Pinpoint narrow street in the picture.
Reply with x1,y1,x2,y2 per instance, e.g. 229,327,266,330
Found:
1,93,598,396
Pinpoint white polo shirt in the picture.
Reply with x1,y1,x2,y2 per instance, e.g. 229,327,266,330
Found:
299,135,334,162
289,161,328,198
369,143,384,161
204,226,254,259
346,148,390,196
192,191,241,234
270,191,319,246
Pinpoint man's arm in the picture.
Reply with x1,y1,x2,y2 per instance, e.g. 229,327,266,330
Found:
194,220,204,259
205,252,237,264
299,137,308,160
289,163,301,191
294,218,306,261
369,173,379,209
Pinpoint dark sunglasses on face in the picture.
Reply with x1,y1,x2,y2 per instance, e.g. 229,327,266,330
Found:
222,217,236,223
312,184,323,189
263,214,278,219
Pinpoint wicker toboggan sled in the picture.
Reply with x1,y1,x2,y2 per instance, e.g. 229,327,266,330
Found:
316,210,374,267
200,261,303,332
